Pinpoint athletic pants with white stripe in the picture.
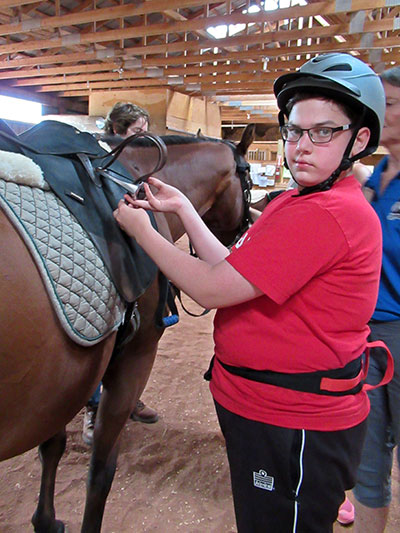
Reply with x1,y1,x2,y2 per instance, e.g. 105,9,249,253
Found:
215,401,367,533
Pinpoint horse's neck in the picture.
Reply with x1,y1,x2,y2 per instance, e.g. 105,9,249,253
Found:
118,142,233,241
121,142,226,208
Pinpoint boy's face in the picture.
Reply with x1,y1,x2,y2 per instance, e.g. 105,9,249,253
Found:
285,98,357,190
380,81,400,149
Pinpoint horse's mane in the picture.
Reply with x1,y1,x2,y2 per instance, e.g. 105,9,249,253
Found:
102,133,232,148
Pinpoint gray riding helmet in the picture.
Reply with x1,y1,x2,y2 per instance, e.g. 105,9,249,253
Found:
274,53,385,157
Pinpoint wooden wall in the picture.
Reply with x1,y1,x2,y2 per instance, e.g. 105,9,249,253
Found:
165,92,221,138
89,89,168,135
89,89,221,138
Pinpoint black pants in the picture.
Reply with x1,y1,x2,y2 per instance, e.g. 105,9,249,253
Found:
215,401,367,533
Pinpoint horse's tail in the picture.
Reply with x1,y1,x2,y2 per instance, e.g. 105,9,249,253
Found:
236,123,256,157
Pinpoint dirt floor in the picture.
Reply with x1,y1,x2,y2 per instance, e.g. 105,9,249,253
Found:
0,238,399,532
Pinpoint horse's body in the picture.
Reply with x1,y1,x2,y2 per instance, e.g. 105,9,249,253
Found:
0,127,254,532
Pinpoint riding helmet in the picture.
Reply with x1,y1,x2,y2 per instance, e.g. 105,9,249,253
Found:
274,53,385,156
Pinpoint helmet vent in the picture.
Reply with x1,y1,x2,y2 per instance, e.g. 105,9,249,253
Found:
324,64,352,72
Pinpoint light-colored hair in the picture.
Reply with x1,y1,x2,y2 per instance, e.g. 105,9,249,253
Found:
104,102,150,135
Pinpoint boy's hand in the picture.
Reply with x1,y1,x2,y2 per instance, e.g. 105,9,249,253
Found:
113,200,152,240
127,176,188,214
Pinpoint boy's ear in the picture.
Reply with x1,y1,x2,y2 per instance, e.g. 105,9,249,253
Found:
351,127,370,156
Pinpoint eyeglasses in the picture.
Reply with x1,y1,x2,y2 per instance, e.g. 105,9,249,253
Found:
280,124,354,144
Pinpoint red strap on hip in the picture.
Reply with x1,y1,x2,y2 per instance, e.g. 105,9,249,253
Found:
320,340,394,393
362,340,394,392
320,368,364,393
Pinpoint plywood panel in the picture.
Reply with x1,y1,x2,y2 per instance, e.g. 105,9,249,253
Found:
205,101,221,138
89,89,169,135
166,93,221,137
89,90,221,137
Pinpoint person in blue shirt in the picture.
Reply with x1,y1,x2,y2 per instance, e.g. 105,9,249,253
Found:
339,66,400,532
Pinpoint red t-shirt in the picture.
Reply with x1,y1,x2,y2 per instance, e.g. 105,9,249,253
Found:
210,176,382,431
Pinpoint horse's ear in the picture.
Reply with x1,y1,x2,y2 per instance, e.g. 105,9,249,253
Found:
236,124,256,156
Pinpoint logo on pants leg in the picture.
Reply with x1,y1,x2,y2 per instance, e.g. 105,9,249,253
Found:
253,469,275,491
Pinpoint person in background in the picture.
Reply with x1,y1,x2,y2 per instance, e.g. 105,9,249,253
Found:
103,101,150,137
113,54,391,532
338,66,400,532
83,101,158,447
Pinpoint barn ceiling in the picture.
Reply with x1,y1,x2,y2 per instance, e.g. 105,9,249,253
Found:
0,0,399,125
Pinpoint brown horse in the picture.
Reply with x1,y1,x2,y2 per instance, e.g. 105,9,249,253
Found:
0,125,255,532
109,132,253,246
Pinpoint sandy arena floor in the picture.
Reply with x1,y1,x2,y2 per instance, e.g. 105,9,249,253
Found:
0,237,398,532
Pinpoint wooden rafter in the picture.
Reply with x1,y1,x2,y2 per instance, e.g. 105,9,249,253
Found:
0,0,398,123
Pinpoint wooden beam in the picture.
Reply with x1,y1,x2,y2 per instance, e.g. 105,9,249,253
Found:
0,61,121,79
0,0,391,37
0,51,106,69
4,43,397,95
0,58,267,80
9,61,269,85
0,0,41,7
0,22,398,71
57,81,276,97
35,70,277,91
0,35,397,79
0,3,397,55
4,35,396,75
0,0,219,36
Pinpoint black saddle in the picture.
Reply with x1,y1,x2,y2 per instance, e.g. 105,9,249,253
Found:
0,119,163,303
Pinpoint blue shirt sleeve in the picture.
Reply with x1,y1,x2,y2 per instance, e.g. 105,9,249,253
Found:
365,156,389,194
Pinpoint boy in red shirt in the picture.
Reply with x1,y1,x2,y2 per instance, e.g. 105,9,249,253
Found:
114,54,390,532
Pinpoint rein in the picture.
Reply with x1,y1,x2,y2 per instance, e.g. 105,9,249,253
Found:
97,132,168,195
170,283,210,318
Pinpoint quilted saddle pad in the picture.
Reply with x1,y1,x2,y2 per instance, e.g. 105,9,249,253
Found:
0,179,125,346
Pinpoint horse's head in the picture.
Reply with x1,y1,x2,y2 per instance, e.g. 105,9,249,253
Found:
201,124,255,247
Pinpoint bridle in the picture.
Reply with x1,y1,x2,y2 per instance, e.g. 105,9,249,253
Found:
223,140,253,245
183,140,253,318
